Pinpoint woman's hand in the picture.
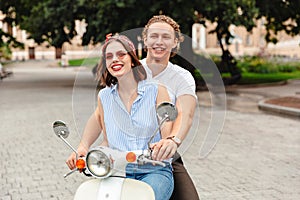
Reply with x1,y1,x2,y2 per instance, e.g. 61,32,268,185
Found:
150,138,178,161
66,146,88,170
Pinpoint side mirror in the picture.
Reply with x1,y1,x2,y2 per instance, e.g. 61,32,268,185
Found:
147,102,178,148
52,120,78,163
156,102,178,123
53,120,70,139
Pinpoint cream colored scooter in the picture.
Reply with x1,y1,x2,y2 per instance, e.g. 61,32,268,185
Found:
52,102,177,200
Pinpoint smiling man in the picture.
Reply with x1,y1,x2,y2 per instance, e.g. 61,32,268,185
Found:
141,15,199,200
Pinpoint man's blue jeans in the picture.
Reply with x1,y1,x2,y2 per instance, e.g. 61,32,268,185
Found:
126,163,174,200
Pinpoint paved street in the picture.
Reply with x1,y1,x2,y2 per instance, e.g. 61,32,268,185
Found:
1,60,300,200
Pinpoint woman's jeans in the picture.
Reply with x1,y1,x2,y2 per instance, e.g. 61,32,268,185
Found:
126,163,174,200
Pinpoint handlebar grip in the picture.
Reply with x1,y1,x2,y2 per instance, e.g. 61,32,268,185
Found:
148,160,166,167
138,156,166,167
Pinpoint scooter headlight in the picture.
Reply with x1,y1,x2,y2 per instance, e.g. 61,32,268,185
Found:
86,149,112,178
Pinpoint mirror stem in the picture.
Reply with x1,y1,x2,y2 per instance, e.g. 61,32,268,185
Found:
147,115,169,149
58,133,78,160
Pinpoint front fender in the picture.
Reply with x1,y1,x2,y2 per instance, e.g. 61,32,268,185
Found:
74,177,155,200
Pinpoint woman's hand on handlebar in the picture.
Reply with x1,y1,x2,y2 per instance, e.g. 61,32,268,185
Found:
66,146,87,170
150,139,177,161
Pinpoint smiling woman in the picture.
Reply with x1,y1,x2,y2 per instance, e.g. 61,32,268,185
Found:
105,42,131,77
97,35,146,87
67,34,178,200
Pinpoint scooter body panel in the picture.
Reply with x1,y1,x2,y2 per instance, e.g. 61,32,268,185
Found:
121,178,155,200
74,179,100,200
74,177,155,200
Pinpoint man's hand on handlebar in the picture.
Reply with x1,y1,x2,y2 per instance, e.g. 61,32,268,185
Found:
150,139,177,161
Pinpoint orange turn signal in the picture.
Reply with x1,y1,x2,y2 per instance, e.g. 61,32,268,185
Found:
76,159,86,170
126,152,136,162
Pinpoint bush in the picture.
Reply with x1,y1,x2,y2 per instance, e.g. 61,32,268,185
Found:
277,63,298,73
237,56,300,74
0,45,12,60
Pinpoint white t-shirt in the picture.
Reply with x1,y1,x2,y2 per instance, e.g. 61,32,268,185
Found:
140,58,197,103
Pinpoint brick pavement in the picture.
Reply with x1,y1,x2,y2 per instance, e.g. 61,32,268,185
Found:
0,60,299,200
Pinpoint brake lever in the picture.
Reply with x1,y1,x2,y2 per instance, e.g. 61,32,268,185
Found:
64,168,91,178
64,168,78,178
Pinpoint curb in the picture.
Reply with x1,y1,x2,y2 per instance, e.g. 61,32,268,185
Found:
258,99,300,118
196,80,288,92
226,80,288,89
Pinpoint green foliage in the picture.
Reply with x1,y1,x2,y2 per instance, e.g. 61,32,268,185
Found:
0,0,79,58
255,0,300,43
194,0,258,52
68,57,99,67
1,0,300,62
77,0,197,45
193,69,203,80
237,71,300,85
0,30,24,59
237,56,300,74
0,0,35,59
277,63,299,73
0,45,12,59
210,55,300,84
19,0,79,48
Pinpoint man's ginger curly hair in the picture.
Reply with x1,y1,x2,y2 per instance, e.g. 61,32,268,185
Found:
142,15,184,57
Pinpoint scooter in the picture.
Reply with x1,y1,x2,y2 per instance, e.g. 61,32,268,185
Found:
52,102,178,200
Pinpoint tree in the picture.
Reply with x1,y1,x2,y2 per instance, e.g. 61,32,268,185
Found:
78,0,259,85
192,0,258,84
255,0,300,44
2,0,299,65
0,0,79,59
20,0,79,59
0,30,24,59
78,0,206,84
0,1,25,59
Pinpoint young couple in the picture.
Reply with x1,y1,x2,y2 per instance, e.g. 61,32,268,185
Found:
66,15,199,200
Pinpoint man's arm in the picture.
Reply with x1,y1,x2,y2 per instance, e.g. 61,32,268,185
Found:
151,85,177,161
170,66,197,143
151,93,197,161
156,85,173,139
170,94,196,142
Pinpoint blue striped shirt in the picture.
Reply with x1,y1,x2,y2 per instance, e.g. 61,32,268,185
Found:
99,80,161,151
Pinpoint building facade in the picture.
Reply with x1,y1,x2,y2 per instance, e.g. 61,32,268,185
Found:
192,19,300,59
